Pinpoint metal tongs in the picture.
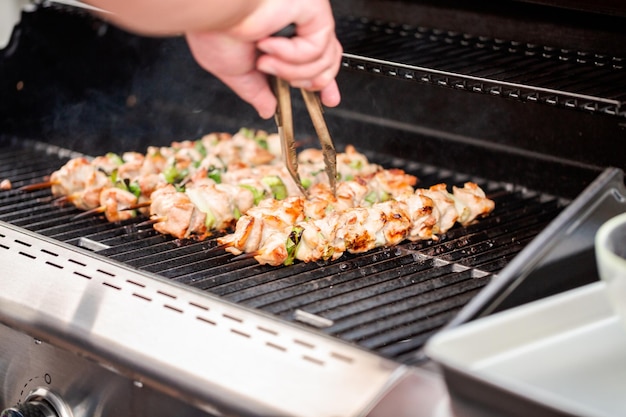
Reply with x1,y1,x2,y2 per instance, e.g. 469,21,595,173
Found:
268,26,337,197
271,78,337,196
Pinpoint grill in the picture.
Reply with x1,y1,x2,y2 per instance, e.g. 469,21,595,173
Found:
1,2,626,417
0,137,564,365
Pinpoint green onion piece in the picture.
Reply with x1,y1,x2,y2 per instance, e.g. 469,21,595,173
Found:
256,138,269,150
163,166,179,184
239,127,254,139
380,191,390,202
109,168,119,184
106,152,124,166
239,185,265,205
204,208,216,229
262,175,288,200
284,226,304,266
128,182,141,198
343,174,354,182
194,140,207,157
254,130,269,150
164,165,188,185
301,178,312,189
207,168,222,184
233,206,241,220
349,159,363,170
364,191,378,205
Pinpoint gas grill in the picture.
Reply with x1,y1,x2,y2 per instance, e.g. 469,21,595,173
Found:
1,1,626,416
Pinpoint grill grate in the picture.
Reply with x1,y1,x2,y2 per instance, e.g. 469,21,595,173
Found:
0,141,566,364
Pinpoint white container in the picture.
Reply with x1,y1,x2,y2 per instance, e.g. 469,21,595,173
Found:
595,211,626,329
425,282,626,417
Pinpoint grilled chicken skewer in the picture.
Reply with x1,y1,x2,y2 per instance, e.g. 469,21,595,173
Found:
25,130,383,224
147,165,418,240
218,182,495,266
23,130,282,219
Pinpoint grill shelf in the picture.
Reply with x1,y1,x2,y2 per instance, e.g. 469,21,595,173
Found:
337,15,626,116
0,140,567,364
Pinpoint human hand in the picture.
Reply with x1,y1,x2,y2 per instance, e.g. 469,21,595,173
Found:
185,0,342,119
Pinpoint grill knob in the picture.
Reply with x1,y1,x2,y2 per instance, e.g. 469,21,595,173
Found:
1,400,57,417
1,388,70,417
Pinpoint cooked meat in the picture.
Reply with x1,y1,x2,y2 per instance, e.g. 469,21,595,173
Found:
219,182,494,266
453,182,496,225
32,127,495,267
100,187,139,222
150,184,207,239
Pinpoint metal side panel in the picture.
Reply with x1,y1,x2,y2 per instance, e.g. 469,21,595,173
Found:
0,220,418,417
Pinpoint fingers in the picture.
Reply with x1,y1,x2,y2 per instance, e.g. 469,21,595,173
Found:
319,80,341,108
219,73,278,119
257,36,343,92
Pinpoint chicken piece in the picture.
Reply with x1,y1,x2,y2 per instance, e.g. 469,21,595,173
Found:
335,180,371,211
137,173,164,199
218,197,305,265
116,152,145,180
231,128,277,166
306,179,375,218
218,216,263,256
68,170,112,211
298,145,381,187
90,153,123,176
204,129,276,168
336,144,381,180
50,157,105,197
100,187,138,222
0,179,12,190
150,184,207,239
264,133,283,159
253,231,291,266
252,196,305,229
452,182,495,225
418,183,458,234
397,193,438,241
364,168,418,200
335,200,412,254
304,183,338,220
140,146,169,176
294,214,343,263
185,182,255,231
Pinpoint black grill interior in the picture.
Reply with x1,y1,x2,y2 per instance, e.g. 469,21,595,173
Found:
0,139,565,364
